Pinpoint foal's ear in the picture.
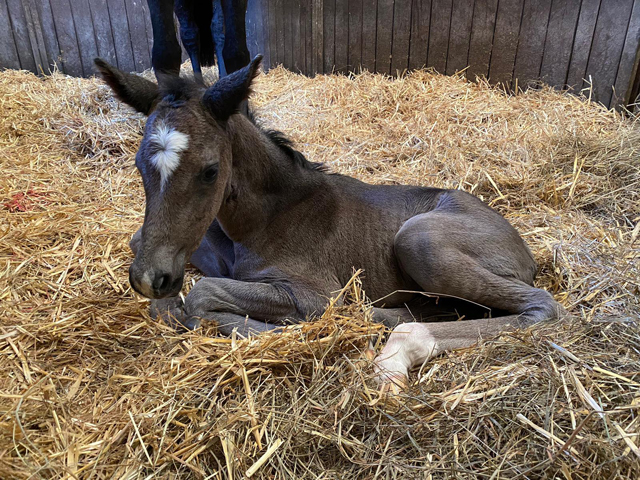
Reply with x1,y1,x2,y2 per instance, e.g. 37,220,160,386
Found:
202,55,262,122
94,58,159,115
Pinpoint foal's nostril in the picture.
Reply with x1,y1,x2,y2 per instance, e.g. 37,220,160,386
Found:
152,273,171,292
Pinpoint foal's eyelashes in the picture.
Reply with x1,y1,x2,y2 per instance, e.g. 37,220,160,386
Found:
200,164,219,184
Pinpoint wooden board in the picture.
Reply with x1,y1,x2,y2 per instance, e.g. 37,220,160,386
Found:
106,0,135,72
6,0,37,72
566,0,601,91
335,0,348,72
348,0,362,71
0,0,21,70
390,0,412,74
284,0,293,68
33,0,61,72
539,0,581,87
304,0,312,72
585,0,635,106
467,0,499,79
268,0,278,68
70,0,99,76
323,0,335,73
375,0,394,74
275,0,285,65
446,0,474,75
409,0,431,70
48,0,83,76
21,0,48,73
512,0,551,88
361,0,377,71
614,0,640,106
312,0,324,73
489,0,524,84
124,0,151,72
428,0,453,74
488,0,524,85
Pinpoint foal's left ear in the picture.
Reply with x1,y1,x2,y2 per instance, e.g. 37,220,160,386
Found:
202,55,262,122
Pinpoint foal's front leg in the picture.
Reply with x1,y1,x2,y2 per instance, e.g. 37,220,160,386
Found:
154,277,311,337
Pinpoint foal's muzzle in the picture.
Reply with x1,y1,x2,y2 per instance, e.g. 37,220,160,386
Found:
129,265,184,299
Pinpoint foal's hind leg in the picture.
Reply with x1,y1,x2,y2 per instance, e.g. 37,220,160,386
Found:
375,207,563,386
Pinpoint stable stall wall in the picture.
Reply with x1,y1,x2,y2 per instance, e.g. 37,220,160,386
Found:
2,0,640,109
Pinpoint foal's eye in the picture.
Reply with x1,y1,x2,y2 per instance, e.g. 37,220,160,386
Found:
200,165,218,184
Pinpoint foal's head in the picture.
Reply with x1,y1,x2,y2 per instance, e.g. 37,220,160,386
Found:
96,56,262,298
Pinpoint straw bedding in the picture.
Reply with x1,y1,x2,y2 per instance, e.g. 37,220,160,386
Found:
1,63,639,479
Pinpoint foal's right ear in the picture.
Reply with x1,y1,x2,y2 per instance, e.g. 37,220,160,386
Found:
94,58,159,115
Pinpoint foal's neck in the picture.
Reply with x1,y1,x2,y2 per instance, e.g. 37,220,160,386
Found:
216,114,323,242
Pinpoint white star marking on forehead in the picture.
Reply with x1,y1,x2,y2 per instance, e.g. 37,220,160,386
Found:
148,120,189,189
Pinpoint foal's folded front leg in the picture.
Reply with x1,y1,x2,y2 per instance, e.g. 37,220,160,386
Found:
154,277,311,336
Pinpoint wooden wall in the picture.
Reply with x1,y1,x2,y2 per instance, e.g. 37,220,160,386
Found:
2,0,640,109
247,0,640,109
0,0,155,78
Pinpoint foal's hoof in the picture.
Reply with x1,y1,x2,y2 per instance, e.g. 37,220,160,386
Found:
374,368,408,396
378,374,408,396
150,297,201,332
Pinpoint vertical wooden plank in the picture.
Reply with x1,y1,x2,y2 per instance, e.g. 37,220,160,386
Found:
488,0,524,85
566,0,601,91
25,0,52,73
313,0,324,73
107,0,136,72
49,0,83,76
512,0,551,88
269,0,278,67
375,0,394,74
124,0,152,72
292,0,302,71
391,0,412,74
0,0,21,70
614,0,640,107
335,0,348,72
467,0,498,79
246,0,258,58
348,0,362,71
298,0,306,71
323,0,335,72
70,0,100,76
262,0,272,68
275,0,285,65
409,0,431,70
585,0,635,107
21,0,47,73
33,0,61,72
539,0,581,88
446,0,474,75
88,0,118,67
6,0,37,72
142,0,154,62
304,0,312,73
283,0,292,68
428,0,453,73
361,0,377,71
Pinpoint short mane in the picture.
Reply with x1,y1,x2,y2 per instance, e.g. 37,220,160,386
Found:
260,129,328,173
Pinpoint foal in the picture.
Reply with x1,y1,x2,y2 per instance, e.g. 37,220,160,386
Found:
96,56,563,388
